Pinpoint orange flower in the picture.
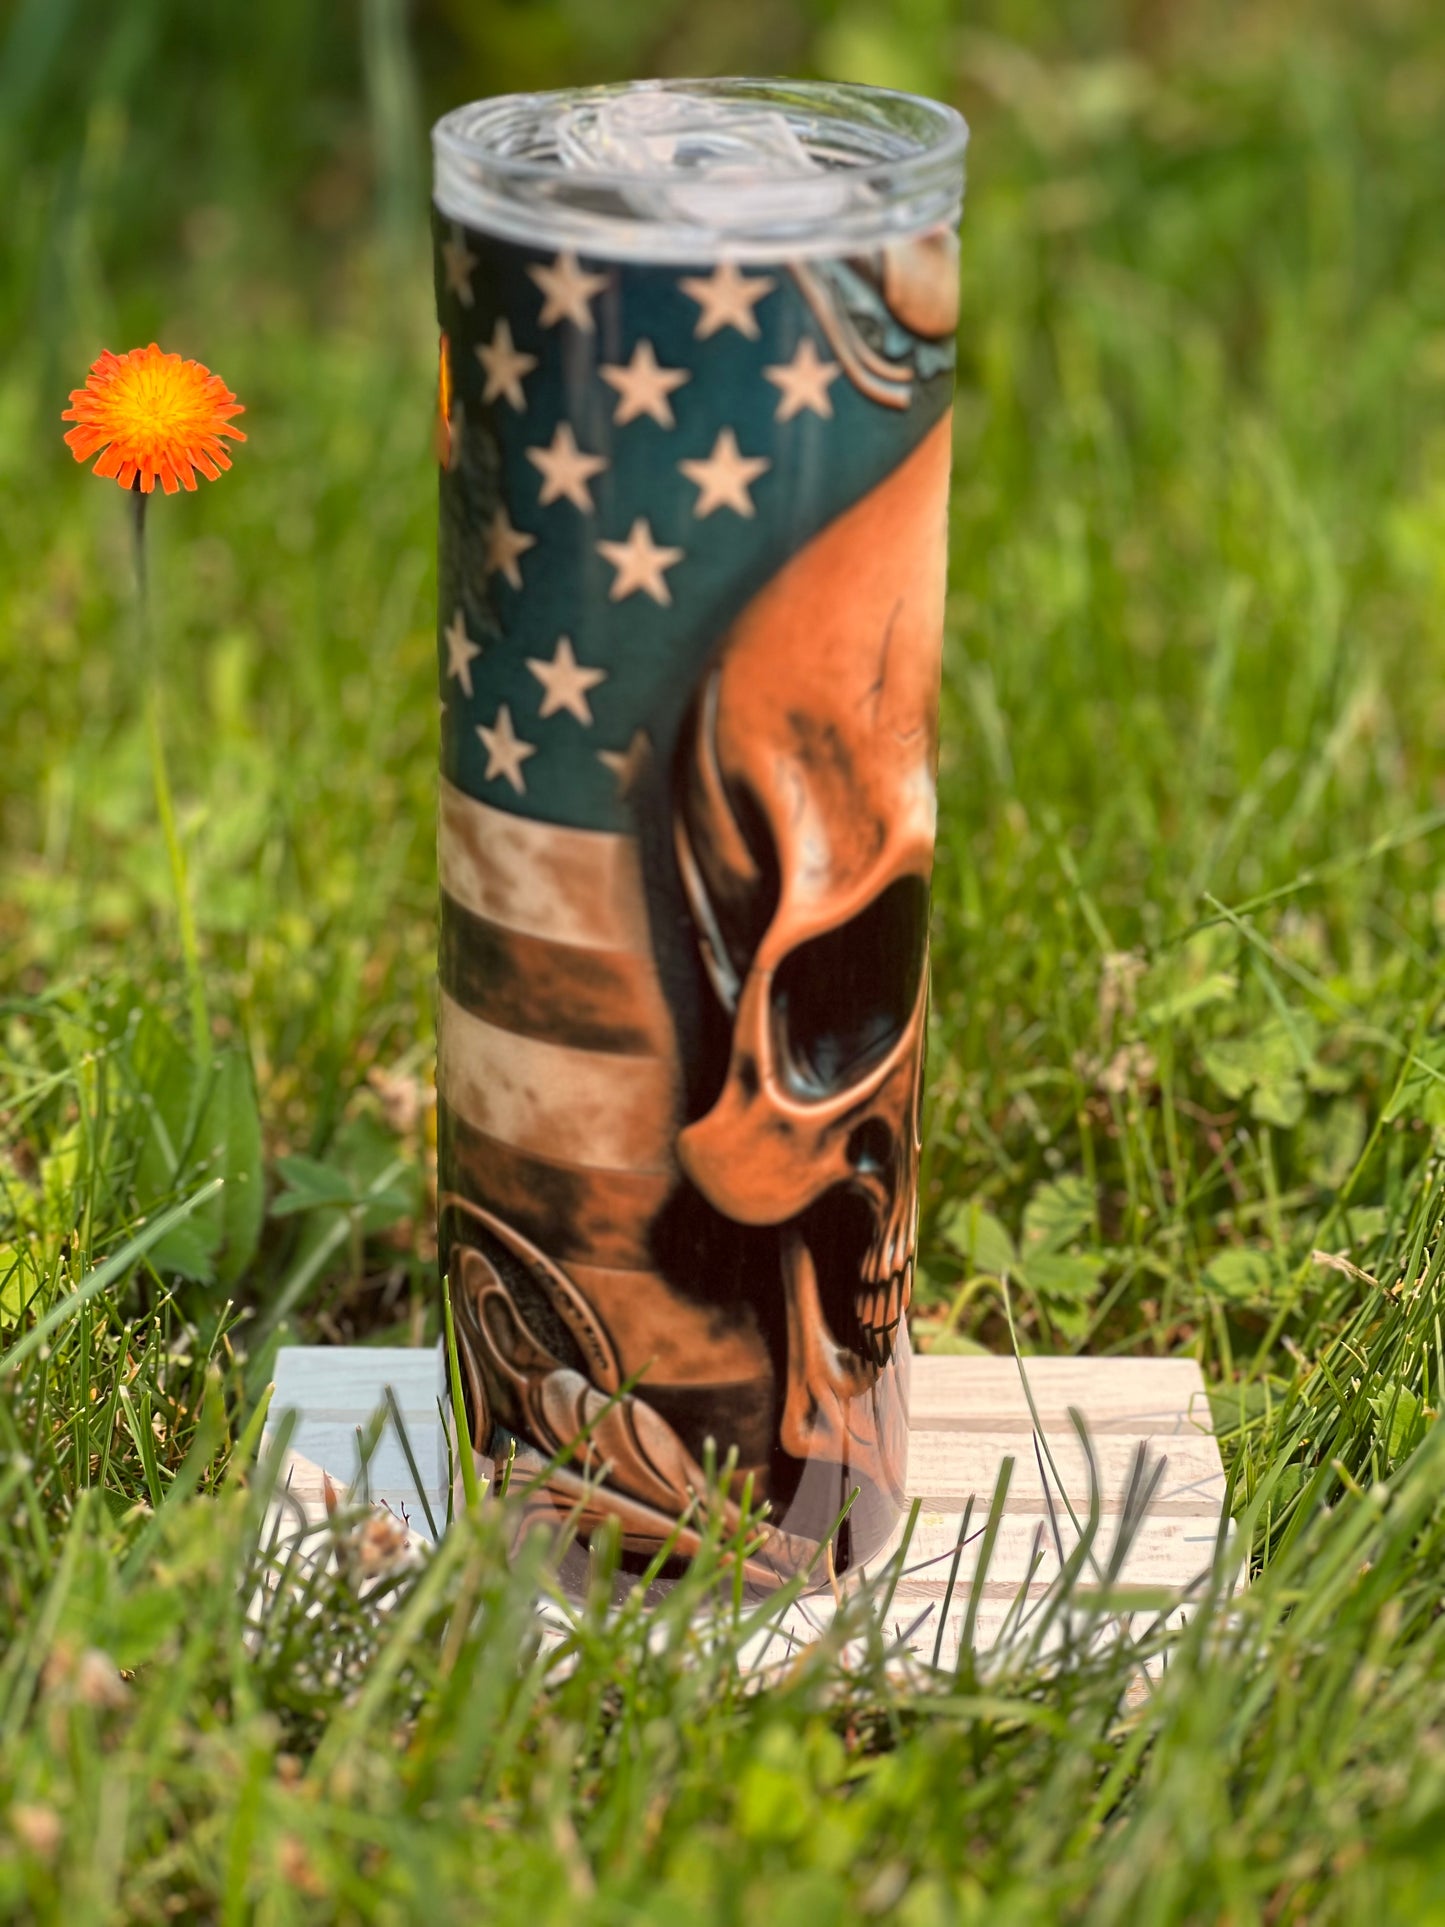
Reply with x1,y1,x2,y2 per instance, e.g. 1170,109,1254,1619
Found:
63,343,245,494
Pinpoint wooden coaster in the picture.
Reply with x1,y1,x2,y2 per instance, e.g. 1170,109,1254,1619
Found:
261,1346,1228,1665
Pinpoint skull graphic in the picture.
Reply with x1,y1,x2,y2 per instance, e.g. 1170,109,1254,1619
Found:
674,413,953,1495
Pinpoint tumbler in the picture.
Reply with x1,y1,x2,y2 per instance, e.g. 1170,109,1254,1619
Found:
432,79,966,1583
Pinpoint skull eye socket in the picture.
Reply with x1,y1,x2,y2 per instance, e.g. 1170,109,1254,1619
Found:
771,875,930,1098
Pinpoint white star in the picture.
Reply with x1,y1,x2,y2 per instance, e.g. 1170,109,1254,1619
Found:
476,319,537,411
527,636,606,725
442,227,477,307
600,340,690,428
444,608,482,698
678,262,776,340
765,337,841,422
528,252,610,331
526,422,608,512
597,729,652,800
596,519,684,606
476,704,537,795
484,506,536,590
678,428,771,519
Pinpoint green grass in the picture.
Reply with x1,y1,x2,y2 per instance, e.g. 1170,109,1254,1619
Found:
7,0,1445,1917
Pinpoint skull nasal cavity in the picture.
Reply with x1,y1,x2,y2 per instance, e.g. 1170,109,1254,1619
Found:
771,874,930,1098
847,1118,894,1176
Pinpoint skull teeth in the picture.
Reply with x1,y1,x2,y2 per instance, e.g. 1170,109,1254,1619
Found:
861,1239,914,1288
855,1266,909,1340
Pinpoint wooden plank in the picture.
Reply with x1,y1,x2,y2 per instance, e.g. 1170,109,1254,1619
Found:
260,1347,1229,1667
909,1355,1212,1434
867,1507,1226,1588
906,1428,1224,1513
268,1345,445,1539
748,1593,1206,1678
851,1356,1228,1669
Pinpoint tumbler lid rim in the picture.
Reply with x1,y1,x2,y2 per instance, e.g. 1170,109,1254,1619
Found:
432,78,968,262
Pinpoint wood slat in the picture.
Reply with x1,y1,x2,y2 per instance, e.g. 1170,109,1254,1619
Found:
906,1427,1225,1514
267,1346,445,1534
868,1507,1227,1589
908,1355,1212,1434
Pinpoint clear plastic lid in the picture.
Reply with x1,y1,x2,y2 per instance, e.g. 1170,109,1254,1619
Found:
432,79,968,262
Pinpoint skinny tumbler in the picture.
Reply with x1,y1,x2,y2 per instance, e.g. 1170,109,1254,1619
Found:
432,79,966,1582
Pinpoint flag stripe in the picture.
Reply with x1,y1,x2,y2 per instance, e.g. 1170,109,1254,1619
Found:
441,1108,667,1269
566,1262,772,1386
439,891,674,1057
438,989,677,1173
439,775,652,954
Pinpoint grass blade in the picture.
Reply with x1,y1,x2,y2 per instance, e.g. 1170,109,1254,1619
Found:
0,1178,223,1378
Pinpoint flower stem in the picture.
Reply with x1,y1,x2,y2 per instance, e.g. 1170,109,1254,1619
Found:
133,486,210,1065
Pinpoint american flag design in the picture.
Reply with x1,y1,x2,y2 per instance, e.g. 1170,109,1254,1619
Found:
434,207,957,1580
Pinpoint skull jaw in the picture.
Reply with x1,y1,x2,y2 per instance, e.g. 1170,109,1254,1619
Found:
779,1227,909,1506
678,999,924,1407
